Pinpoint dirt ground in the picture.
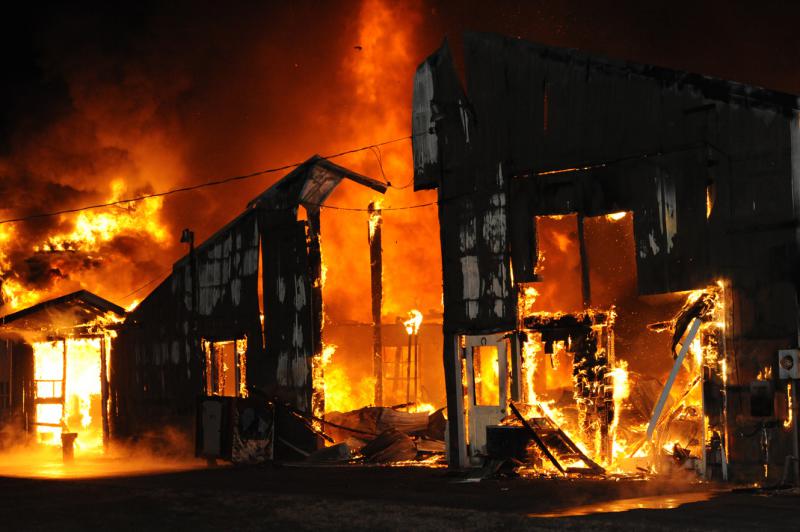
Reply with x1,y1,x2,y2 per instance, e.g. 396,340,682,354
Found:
0,464,797,531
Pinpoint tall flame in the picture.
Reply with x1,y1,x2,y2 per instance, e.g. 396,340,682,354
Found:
1,179,168,312
403,309,423,335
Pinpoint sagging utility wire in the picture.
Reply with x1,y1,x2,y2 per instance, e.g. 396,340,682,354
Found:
0,133,431,226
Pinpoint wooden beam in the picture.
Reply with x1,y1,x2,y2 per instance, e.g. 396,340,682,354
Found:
308,211,324,415
509,402,565,474
444,334,467,468
100,337,110,449
646,318,702,441
368,202,383,406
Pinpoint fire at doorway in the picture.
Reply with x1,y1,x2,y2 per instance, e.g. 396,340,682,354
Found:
0,290,125,458
453,212,729,479
32,337,111,453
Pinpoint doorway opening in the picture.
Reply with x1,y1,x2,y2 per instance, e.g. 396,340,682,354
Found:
32,337,110,453
202,338,247,398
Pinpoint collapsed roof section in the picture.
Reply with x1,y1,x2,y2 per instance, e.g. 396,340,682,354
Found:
173,155,388,271
248,155,388,211
0,290,125,336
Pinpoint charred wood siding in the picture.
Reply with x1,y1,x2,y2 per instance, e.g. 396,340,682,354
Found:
414,32,800,478
112,157,384,445
112,210,262,439
414,40,515,334
414,33,800,305
260,211,314,412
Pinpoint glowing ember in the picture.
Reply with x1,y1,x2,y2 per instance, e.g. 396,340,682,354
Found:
408,402,435,414
604,211,628,221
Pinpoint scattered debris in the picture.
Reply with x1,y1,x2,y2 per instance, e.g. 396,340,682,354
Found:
361,428,418,463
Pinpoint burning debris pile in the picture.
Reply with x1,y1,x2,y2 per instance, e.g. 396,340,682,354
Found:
481,284,727,481
307,405,446,465
291,310,446,466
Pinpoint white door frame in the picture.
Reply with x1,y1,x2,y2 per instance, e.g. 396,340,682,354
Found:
462,332,510,462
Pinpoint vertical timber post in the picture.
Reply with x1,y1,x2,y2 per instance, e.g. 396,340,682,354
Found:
99,336,110,450
308,210,324,417
444,333,467,468
368,202,383,406
406,332,412,405
61,339,67,435
414,331,419,404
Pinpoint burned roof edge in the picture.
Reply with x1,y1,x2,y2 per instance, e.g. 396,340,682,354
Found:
247,155,386,209
171,155,384,272
465,32,800,114
0,289,125,326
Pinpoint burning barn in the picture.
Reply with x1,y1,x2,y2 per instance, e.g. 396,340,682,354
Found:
412,34,800,483
112,156,447,463
0,290,125,453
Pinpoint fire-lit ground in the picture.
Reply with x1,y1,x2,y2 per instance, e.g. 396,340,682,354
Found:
0,445,206,480
0,465,795,531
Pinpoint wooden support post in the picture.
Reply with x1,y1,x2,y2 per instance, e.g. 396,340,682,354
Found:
100,336,109,450
406,332,412,406
61,339,67,425
444,334,467,468
308,210,324,415
393,346,401,401
368,202,383,406
509,332,521,401
413,332,419,404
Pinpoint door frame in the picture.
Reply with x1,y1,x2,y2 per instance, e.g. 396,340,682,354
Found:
462,332,510,462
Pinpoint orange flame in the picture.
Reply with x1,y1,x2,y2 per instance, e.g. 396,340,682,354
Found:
403,309,423,335
33,337,108,453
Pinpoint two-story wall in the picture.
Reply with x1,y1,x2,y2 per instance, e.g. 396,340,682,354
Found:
413,33,800,482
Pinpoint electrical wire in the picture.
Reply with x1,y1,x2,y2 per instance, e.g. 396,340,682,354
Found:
118,269,171,301
0,133,427,226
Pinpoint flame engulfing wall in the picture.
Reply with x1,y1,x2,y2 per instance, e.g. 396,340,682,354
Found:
0,0,441,325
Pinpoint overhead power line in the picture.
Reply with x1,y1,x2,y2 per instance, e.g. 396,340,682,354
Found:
118,269,171,301
0,133,432,226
